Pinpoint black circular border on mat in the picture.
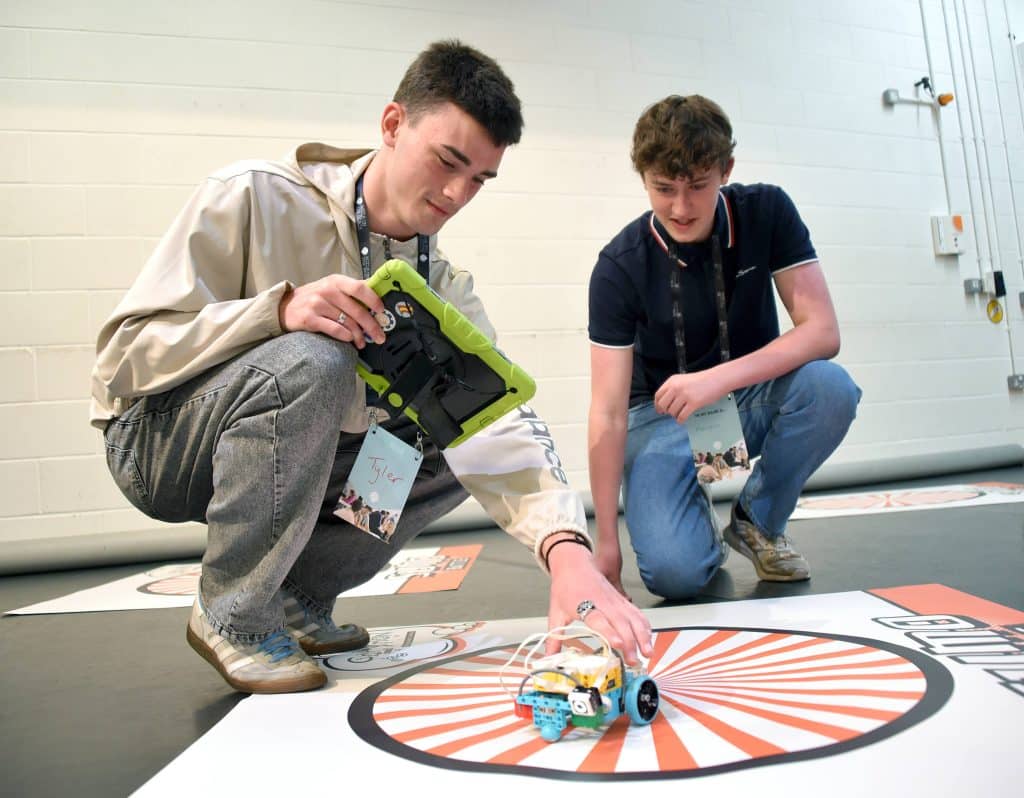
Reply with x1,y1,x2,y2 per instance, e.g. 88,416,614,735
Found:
348,626,954,782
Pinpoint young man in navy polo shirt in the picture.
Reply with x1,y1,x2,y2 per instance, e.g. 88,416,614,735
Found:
587,95,860,600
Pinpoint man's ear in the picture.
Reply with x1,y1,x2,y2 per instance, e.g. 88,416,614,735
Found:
721,157,735,184
380,102,406,148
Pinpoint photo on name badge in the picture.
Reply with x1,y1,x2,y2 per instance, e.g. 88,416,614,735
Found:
334,482,401,542
693,439,752,484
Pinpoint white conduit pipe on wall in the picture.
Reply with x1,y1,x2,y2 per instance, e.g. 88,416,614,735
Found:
955,0,1000,275
965,0,1020,373
995,0,1024,282
963,3,1005,271
984,0,1024,379
1006,0,1024,125
940,0,987,280
920,0,957,212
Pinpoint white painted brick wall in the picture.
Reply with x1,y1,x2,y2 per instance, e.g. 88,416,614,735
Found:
0,0,1022,547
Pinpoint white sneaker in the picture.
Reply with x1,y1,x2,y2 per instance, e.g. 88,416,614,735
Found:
186,600,327,694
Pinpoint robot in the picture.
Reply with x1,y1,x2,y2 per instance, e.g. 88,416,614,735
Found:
500,625,660,742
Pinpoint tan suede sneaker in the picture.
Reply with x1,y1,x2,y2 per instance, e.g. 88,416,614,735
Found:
186,600,327,694
723,504,810,582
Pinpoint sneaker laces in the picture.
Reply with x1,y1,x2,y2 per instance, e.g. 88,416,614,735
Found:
770,535,794,553
760,534,799,562
741,522,794,557
258,630,302,663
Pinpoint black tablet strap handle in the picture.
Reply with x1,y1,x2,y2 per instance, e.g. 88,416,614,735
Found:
380,352,462,449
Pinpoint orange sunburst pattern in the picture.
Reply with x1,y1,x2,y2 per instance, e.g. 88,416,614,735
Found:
372,647,538,757
646,628,926,769
364,628,932,776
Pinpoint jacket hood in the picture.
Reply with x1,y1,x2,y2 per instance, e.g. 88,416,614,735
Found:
288,143,376,222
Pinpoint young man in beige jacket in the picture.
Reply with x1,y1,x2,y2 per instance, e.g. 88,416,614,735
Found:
92,40,651,694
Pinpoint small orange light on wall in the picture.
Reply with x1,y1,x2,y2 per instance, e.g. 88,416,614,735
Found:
938,93,954,106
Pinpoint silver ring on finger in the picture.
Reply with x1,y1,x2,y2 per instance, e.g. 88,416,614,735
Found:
336,310,347,325
576,599,597,621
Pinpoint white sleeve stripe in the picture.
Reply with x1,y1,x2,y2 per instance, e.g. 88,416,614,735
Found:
589,340,634,350
773,258,819,275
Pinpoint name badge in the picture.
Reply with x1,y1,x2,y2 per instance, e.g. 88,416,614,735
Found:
687,393,752,485
333,422,422,542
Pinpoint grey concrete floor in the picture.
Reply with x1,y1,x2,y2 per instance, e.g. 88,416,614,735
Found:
1,465,1022,796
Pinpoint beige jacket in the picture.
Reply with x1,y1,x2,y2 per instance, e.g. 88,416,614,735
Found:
91,143,588,565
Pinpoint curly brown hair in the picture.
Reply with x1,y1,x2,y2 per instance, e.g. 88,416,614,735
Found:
631,95,735,179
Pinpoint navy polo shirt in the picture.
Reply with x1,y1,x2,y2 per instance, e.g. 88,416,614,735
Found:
588,183,817,406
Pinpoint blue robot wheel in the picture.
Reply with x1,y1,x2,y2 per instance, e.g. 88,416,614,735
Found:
624,676,659,725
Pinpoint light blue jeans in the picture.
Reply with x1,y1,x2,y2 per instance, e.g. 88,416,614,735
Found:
622,360,861,600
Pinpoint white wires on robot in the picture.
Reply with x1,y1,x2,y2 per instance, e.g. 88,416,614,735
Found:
498,623,613,699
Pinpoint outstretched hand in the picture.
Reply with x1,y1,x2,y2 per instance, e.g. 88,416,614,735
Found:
544,540,652,666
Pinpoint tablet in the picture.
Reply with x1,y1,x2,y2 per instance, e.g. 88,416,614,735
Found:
356,259,536,449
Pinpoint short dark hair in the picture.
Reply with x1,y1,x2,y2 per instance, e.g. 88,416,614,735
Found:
631,95,735,179
394,40,524,146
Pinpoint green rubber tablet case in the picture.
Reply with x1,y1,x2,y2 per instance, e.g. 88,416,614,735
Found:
356,259,536,449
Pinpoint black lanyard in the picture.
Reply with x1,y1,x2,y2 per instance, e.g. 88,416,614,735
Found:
650,212,730,374
354,174,430,280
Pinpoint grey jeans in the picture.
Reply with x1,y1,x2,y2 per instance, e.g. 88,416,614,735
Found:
103,332,468,643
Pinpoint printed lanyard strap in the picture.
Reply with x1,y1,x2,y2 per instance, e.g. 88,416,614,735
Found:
666,232,730,374
354,173,430,280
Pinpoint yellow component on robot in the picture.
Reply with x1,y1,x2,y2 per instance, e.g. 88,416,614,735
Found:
594,665,622,691
532,671,576,693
